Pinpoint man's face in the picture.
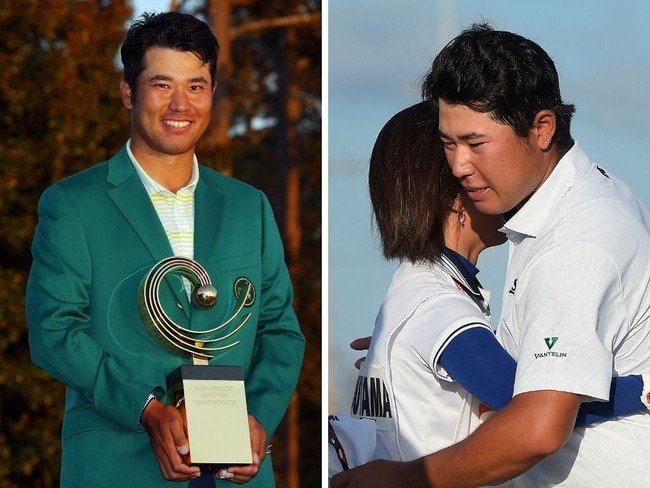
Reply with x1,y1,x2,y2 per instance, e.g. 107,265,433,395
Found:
121,47,215,160
438,100,550,215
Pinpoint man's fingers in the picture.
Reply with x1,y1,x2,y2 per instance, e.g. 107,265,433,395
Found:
171,420,190,465
350,336,371,351
354,357,366,370
330,470,349,488
143,401,199,480
218,464,258,484
248,415,267,461
214,416,265,484
351,336,371,370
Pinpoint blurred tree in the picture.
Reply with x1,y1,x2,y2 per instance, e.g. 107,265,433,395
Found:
0,1,131,486
0,0,321,487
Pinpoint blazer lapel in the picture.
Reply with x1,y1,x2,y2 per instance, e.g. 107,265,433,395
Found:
105,147,190,317
193,168,227,267
106,148,173,261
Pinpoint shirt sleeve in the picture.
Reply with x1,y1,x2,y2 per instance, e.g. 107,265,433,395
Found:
511,241,620,401
441,328,645,423
575,375,644,426
405,292,494,382
243,193,306,437
439,327,516,410
26,184,159,431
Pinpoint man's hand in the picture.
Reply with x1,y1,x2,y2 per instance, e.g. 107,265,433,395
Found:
334,391,580,488
330,459,428,488
216,414,267,483
141,399,202,481
350,336,371,369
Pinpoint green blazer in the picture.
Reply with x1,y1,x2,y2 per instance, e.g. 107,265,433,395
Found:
26,146,305,487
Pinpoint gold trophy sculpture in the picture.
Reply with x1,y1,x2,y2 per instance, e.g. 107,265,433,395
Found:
137,256,255,473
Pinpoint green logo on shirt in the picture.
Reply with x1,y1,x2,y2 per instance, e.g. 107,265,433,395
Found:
535,337,567,359
544,337,558,350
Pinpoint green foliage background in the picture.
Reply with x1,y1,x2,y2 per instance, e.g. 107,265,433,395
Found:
0,1,321,486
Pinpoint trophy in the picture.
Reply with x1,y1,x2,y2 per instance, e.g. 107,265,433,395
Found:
137,256,255,473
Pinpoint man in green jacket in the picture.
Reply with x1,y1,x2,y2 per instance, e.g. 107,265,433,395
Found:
26,11,304,488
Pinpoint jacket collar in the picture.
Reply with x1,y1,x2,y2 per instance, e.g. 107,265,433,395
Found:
433,249,491,317
105,146,228,266
106,146,173,262
503,142,591,245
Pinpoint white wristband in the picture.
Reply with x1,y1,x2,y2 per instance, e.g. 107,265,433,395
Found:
143,392,158,412
140,387,165,426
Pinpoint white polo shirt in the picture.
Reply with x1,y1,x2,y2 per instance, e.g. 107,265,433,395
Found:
497,142,650,487
126,139,198,260
351,256,493,462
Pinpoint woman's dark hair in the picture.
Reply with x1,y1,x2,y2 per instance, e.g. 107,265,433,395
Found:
120,11,219,104
369,101,461,263
422,23,575,150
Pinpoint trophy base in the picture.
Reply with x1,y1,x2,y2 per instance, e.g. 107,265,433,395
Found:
167,365,253,472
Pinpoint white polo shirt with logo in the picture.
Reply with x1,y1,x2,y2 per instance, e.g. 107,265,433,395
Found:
498,142,650,487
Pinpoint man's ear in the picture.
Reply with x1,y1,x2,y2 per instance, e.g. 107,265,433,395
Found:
532,109,556,151
120,78,133,109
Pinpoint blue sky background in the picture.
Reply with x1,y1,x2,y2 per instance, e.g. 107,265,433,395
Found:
328,0,650,412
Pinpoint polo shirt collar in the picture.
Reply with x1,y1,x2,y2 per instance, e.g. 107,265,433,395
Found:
441,247,481,292
502,141,591,244
436,248,491,316
125,138,199,195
